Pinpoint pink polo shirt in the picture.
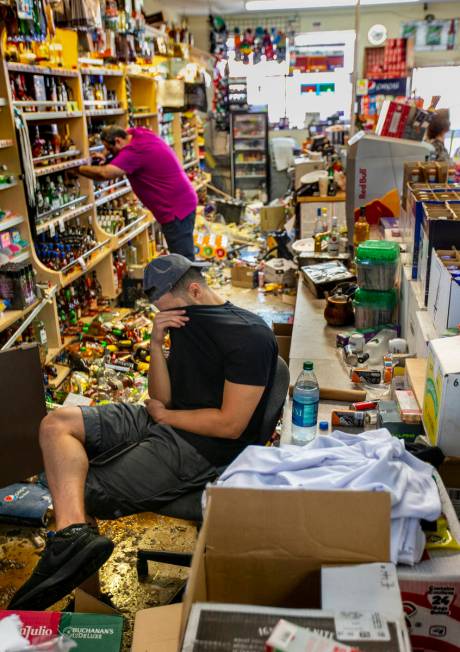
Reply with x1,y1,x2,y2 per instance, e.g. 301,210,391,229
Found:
112,127,198,225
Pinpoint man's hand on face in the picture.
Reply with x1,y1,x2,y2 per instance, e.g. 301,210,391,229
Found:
150,309,189,348
145,398,168,423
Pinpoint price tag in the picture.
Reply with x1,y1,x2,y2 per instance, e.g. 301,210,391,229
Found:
77,256,87,272
49,222,56,237
59,218,65,232
335,612,390,642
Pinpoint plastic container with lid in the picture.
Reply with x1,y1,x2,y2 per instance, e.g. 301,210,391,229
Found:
353,288,398,329
355,240,400,291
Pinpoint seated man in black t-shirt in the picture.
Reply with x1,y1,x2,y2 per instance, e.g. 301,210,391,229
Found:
10,254,278,611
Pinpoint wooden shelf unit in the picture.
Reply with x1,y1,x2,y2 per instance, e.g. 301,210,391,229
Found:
0,39,209,360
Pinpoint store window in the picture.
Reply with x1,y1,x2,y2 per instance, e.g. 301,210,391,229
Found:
227,30,355,127
411,65,460,158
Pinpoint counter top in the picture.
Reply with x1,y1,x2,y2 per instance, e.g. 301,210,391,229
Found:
297,192,346,204
281,277,357,444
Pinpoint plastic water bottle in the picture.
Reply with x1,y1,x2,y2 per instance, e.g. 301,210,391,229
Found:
291,361,320,444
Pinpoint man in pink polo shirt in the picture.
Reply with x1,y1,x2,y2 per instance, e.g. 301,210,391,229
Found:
79,126,198,260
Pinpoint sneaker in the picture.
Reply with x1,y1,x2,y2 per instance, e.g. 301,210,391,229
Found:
8,523,114,611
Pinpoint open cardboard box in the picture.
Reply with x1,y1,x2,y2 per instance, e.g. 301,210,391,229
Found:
132,486,392,651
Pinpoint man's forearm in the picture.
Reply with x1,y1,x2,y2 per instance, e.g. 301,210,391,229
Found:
148,343,172,406
160,407,240,440
78,165,108,181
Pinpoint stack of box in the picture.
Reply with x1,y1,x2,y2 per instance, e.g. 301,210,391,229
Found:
401,183,460,302
428,248,460,335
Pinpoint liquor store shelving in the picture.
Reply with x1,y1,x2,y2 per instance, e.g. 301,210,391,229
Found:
0,29,209,356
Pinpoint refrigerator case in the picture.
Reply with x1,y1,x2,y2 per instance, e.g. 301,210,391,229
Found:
231,111,270,199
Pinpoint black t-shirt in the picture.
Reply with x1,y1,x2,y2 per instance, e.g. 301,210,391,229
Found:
167,301,278,467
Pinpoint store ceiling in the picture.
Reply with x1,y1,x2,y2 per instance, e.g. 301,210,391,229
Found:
165,0,457,16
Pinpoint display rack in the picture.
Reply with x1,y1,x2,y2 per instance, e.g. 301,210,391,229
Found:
230,111,270,199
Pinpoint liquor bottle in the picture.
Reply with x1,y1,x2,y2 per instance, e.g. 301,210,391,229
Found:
61,125,75,153
31,126,45,159
447,19,456,51
327,168,336,197
50,124,61,155
327,216,340,255
354,206,370,246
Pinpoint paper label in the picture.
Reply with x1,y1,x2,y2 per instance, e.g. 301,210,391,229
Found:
59,218,65,232
63,393,93,407
335,612,390,642
49,223,56,237
77,256,87,272
105,361,135,373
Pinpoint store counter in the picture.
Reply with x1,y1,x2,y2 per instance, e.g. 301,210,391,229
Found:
298,192,346,238
281,277,356,444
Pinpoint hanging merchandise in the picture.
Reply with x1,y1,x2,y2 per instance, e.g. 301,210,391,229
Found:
54,0,102,31
1,0,49,43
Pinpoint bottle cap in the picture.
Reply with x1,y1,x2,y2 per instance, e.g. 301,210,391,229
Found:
303,361,314,371
319,421,329,431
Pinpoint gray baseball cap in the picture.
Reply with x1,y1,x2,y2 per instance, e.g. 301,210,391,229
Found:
143,254,209,301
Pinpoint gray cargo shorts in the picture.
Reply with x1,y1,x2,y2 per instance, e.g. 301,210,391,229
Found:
81,403,218,520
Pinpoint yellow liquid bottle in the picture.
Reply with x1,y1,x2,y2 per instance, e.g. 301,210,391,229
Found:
354,206,370,246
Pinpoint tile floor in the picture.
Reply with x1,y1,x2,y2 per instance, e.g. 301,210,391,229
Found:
0,284,294,650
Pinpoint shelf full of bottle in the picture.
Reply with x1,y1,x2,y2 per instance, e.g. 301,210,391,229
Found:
9,69,81,118
30,122,87,177
82,73,126,117
96,195,150,240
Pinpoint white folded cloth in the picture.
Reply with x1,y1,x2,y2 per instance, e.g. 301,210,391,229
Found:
217,429,442,565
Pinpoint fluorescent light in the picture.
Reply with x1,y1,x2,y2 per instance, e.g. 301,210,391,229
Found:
246,0,418,10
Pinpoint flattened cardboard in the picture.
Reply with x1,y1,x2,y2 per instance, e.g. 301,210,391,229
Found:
132,604,182,652
0,345,47,484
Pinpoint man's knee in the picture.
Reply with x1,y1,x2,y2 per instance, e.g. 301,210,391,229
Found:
39,408,83,448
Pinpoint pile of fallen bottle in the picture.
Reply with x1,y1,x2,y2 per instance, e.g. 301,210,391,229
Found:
50,301,159,406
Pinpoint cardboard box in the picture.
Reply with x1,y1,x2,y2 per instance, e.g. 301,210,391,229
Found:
398,474,460,652
260,206,286,232
428,249,460,335
423,336,460,455
132,487,392,652
272,322,293,364
183,603,408,651
438,457,460,520
231,263,257,289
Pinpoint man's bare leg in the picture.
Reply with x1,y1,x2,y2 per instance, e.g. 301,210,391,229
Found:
8,407,114,610
39,407,89,530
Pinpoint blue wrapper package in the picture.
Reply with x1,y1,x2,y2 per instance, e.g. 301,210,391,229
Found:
0,482,52,526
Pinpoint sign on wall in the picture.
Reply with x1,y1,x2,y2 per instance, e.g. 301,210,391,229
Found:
401,19,457,51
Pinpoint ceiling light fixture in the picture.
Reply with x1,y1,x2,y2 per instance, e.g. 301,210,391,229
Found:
246,0,418,11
